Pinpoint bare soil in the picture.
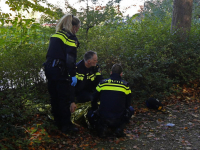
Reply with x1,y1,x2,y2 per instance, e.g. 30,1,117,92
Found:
89,100,200,150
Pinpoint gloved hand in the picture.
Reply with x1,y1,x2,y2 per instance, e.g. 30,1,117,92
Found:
71,76,77,86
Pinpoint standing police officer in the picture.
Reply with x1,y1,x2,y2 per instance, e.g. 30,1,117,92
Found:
44,14,81,134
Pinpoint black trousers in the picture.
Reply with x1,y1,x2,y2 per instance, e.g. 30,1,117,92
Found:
45,66,72,128
87,106,134,130
47,79,72,127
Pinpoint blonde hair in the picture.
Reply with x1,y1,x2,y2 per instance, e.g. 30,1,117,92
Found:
56,14,81,33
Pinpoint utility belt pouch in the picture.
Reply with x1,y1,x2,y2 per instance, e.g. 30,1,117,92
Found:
45,58,68,76
58,61,67,75
51,59,61,67
43,58,56,68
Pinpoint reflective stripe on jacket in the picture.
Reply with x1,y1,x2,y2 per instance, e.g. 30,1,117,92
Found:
92,73,132,119
46,29,79,77
75,60,103,94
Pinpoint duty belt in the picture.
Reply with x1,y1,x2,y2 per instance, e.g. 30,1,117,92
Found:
44,58,65,68
51,59,61,67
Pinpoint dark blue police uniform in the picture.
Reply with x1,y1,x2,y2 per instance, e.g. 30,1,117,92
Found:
44,29,79,131
88,73,134,137
75,60,103,103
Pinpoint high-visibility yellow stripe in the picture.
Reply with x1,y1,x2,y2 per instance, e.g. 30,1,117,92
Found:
52,32,76,47
76,72,100,81
57,32,75,43
76,73,84,77
87,74,94,81
76,76,84,81
95,72,101,76
96,83,131,95
76,73,85,81
98,83,130,90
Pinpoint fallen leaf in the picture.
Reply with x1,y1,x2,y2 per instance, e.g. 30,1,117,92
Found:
191,114,198,118
133,145,138,149
147,133,155,138
73,144,77,148
115,139,121,144
157,118,162,122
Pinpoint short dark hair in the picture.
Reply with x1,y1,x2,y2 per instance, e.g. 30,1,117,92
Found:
111,64,122,74
84,51,97,62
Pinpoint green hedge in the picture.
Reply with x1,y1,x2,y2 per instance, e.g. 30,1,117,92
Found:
1,15,200,101
84,17,200,100
0,23,54,90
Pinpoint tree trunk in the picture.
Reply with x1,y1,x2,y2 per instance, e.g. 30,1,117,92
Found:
171,0,193,41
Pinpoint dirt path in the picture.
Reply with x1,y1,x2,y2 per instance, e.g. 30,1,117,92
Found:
38,83,200,150
90,100,200,150
49,99,200,150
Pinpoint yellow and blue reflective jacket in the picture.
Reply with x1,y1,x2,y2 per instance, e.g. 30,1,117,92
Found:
92,73,132,119
75,60,103,94
46,29,79,77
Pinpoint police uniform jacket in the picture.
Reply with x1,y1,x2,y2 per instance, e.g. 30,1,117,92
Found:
92,73,131,119
75,60,103,94
45,29,79,79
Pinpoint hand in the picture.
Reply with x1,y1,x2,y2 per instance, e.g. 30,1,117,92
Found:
71,76,77,86
70,102,77,113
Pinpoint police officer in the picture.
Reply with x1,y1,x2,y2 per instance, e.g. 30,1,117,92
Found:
44,14,81,134
88,64,134,138
75,51,103,103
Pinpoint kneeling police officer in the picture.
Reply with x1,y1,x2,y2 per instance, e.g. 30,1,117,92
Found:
87,64,134,138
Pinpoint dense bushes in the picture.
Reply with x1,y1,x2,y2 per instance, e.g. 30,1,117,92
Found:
84,16,200,100
0,23,54,90
1,14,200,101
1,15,200,100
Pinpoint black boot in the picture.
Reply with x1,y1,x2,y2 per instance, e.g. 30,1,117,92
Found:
68,123,79,132
55,122,62,130
61,123,79,134
98,126,107,138
114,127,126,137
